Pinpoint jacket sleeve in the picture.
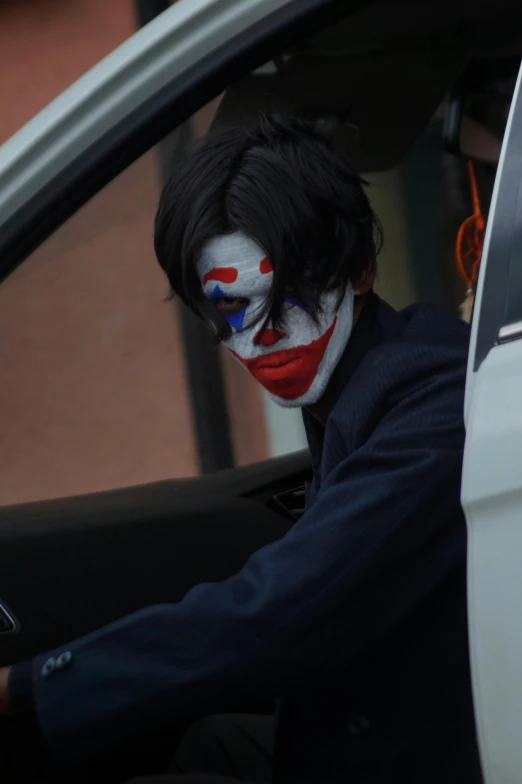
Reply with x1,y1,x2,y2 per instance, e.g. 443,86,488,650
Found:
9,660,35,718
31,365,466,762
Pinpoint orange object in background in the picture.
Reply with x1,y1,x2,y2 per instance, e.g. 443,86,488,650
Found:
456,161,486,323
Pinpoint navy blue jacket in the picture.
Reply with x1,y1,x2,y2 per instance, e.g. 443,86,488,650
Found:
17,294,481,782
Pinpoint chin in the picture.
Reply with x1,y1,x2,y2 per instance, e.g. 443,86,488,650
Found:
266,372,330,409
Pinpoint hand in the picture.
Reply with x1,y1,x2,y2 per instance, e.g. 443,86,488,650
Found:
0,666,12,716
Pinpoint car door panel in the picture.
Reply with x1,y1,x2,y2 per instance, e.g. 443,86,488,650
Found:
0,450,310,666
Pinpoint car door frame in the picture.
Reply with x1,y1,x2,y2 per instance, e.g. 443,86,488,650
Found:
0,0,370,284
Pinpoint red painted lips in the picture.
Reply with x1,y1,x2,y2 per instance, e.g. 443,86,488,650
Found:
229,317,337,399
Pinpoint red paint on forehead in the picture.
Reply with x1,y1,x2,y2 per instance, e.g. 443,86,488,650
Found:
203,267,238,286
259,257,273,274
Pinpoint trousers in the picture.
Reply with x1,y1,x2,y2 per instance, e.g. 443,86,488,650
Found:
128,714,275,784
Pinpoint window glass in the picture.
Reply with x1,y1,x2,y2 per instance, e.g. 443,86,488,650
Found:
0,0,138,144
0,102,269,506
1,143,190,505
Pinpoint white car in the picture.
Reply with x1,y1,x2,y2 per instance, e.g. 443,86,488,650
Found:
0,0,521,781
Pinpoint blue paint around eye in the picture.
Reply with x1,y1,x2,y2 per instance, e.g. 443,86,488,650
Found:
210,284,247,332
284,296,314,313
227,307,248,332
210,284,227,301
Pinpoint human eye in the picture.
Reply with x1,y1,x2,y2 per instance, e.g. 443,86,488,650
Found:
214,296,250,314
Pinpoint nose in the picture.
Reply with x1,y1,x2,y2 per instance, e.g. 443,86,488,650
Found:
253,328,287,347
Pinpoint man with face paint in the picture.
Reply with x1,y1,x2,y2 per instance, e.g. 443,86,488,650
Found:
197,231,358,410
0,114,481,784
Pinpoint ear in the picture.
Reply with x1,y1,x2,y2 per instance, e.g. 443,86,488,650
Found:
353,261,377,295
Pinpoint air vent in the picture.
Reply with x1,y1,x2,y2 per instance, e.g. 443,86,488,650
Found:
272,485,306,521
0,601,17,634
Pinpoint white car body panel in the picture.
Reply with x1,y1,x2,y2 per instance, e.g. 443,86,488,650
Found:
462,59,522,784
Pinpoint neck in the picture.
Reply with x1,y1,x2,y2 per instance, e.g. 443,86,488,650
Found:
306,382,336,426
305,292,369,426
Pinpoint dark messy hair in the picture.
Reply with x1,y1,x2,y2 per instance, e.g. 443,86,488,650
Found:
154,111,383,342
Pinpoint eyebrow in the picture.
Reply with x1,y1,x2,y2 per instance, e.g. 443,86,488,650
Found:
202,267,239,286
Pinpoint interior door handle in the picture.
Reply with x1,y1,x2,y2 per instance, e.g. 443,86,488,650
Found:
498,320,522,344
0,600,18,634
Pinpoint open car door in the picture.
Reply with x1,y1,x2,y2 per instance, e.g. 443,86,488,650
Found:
462,58,522,784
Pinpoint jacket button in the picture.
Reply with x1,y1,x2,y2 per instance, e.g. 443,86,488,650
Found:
56,651,73,670
348,716,371,735
41,657,57,679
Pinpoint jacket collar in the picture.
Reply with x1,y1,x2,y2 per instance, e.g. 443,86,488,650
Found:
329,291,384,404
302,291,385,480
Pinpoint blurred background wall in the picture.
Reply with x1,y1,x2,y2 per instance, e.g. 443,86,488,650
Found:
0,0,465,505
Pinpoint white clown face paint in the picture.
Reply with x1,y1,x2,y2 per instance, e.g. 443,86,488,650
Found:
197,231,355,407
